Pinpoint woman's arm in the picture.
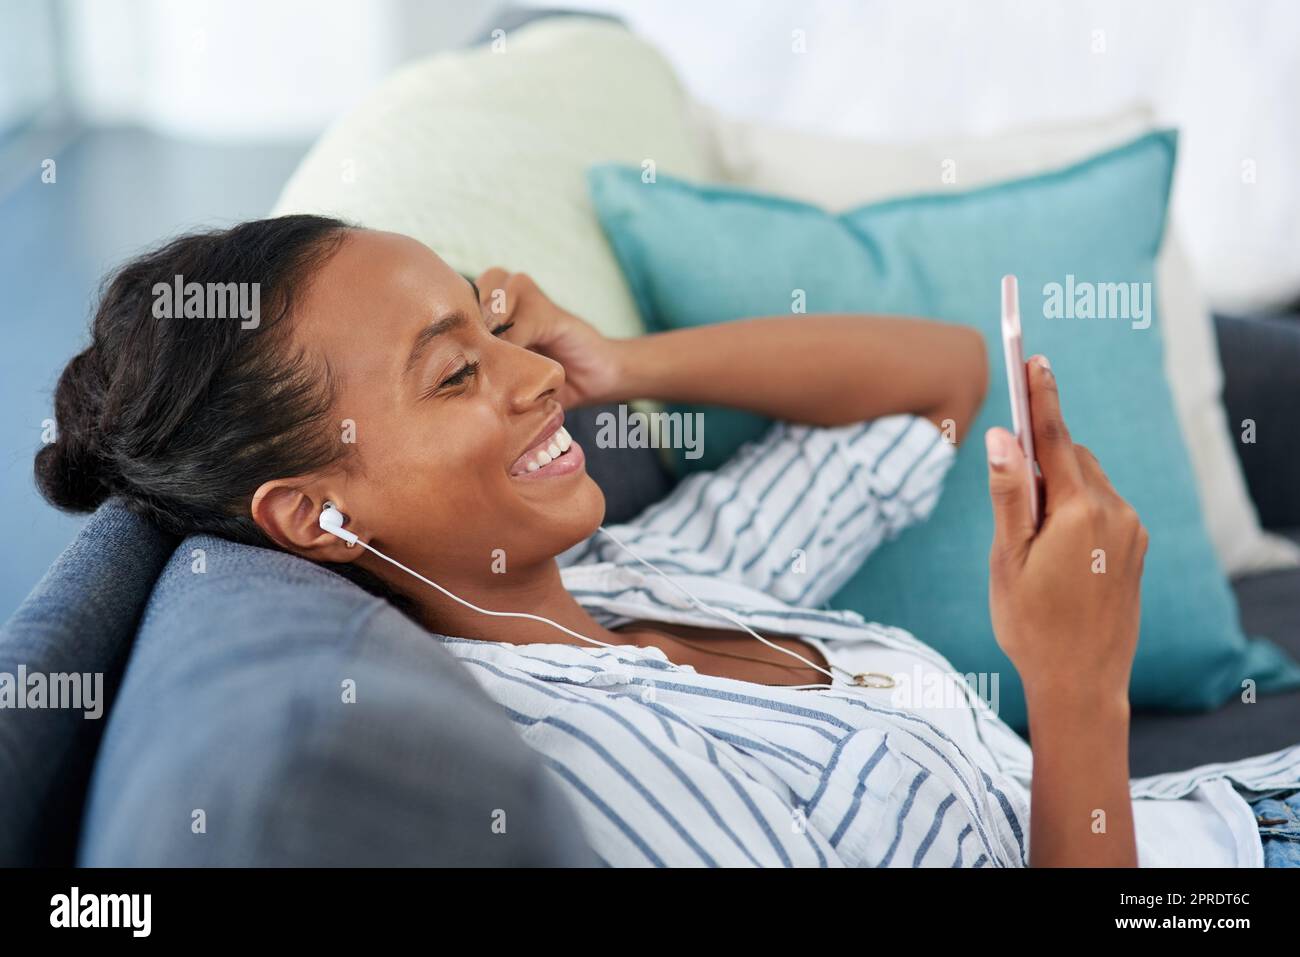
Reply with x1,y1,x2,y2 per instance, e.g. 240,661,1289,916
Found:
473,269,988,443
611,315,989,443
1024,688,1136,866
985,356,1145,867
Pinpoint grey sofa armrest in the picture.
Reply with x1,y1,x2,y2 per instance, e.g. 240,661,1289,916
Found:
78,537,597,867
0,500,177,866
1214,312,1300,530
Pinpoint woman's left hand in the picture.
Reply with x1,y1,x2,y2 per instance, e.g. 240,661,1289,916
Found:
474,267,624,409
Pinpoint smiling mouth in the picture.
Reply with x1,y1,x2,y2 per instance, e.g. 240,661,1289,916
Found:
509,424,577,477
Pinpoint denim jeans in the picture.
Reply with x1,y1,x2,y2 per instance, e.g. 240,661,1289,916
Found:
1247,788,1300,867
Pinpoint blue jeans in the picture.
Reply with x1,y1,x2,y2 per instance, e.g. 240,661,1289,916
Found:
1247,788,1300,867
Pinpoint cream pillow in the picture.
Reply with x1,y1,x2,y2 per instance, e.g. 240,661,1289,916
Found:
272,17,715,342
688,102,1298,577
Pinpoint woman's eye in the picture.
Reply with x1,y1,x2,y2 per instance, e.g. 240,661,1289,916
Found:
431,360,479,393
421,322,510,399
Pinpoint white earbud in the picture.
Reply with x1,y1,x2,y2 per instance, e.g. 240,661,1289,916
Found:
319,502,359,546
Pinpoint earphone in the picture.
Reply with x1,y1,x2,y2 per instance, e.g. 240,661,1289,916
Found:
318,502,887,690
318,504,359,545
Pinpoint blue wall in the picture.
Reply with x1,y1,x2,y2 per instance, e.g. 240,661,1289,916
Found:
0,129,308,617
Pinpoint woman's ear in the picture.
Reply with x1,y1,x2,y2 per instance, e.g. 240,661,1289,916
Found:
250,480,364,563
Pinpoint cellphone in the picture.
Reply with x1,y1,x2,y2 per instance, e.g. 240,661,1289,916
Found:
1000,275,1041,528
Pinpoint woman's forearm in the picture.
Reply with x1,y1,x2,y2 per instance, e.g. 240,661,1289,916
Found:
1024,688,1138,867
608,315,988,443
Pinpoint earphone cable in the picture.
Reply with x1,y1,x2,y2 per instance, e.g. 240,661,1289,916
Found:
594,524,842,688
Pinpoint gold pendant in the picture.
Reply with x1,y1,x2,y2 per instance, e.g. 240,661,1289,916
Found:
852,672,895,689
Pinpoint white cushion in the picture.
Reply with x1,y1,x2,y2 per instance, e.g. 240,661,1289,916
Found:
272,16,716,342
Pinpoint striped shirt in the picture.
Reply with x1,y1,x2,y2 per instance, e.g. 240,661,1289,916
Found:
439,415,1300,866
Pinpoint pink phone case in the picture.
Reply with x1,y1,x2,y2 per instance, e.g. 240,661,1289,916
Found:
1001,275,1040,527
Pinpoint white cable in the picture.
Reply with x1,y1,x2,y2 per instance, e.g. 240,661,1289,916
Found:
349,517,850,690
357,539,665,664
595,525,839,689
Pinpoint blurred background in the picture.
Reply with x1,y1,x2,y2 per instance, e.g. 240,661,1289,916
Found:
2,0,1298,618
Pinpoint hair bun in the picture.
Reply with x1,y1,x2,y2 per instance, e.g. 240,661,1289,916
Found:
34,348,116,513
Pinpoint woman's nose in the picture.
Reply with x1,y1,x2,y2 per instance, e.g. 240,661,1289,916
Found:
507,344,565,411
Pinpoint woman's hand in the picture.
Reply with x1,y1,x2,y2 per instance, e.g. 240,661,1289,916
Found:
474,268,623,409
988,354,1145,867
476,269,988,437
985,354,1147,711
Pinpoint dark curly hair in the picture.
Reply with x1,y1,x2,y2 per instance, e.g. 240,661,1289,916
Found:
34,214,412,610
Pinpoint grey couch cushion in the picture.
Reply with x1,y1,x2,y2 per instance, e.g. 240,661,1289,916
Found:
78,534,595,866
1128,528,1300,776
1122,316,1300,774
0,500,176,866
1215,312,1300,528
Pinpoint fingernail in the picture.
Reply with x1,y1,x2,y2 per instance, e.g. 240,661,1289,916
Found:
1035,354,1052,376
986,430,1009,469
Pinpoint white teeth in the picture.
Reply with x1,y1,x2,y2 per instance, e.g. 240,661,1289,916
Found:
513,425,575,475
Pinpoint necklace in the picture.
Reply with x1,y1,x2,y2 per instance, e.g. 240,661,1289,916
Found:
590,525,894,690
625,625,895,690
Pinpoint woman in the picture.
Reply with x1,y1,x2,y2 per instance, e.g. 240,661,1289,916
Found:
37,215,1300,867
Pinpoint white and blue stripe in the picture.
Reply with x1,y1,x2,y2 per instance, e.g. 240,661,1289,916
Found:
439,415,1300,866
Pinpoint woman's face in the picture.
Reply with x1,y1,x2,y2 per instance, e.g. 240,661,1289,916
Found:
287,229,604,582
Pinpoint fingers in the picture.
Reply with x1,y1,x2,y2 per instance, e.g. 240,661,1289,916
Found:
474,267,510,314
1073,444,1143,557
1026,355,1084,503
1073,442,1151,563
473,269,546,322
986,427,1036,566
1072,443,1114,497
1074,442,1139,515
474,267,509,296
484,269,531,324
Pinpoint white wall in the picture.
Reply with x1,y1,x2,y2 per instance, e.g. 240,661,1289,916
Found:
541,0,1300,313
34,0,1300,311
0,0,60,133
59,0,490,141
